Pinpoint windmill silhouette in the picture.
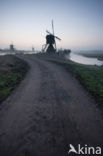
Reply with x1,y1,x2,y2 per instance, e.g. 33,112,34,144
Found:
42,20,61,53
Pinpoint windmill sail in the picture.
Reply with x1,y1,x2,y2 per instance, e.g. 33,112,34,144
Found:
52,20,54,35
52,20,57,50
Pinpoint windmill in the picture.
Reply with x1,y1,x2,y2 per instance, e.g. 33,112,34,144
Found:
42,20,61,53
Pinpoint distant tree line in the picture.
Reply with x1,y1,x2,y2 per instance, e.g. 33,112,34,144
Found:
57,48,71,55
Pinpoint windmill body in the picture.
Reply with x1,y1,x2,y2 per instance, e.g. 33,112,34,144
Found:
46,34,55,45
46,34,55,53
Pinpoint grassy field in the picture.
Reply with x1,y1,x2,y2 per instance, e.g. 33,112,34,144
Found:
35,53,103,106
0,55,29,103
81,53,103,60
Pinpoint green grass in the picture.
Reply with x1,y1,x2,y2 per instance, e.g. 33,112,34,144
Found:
68,64,103,104
0,56,29,103
82,53,103,60
35,54,103,105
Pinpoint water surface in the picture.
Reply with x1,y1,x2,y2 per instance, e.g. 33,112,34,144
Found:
68,52,103,66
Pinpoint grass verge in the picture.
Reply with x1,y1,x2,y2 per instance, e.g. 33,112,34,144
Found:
0,55,29,103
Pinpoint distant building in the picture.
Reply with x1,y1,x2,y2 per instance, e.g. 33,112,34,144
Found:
32,47,35,51
10,44,15,51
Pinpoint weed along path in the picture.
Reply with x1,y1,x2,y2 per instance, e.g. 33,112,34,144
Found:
0,54,103,156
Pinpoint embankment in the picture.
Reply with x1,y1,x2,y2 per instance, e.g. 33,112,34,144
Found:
0,55,29,103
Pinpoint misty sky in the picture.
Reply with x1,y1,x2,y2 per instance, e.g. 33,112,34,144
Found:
0,0,103,51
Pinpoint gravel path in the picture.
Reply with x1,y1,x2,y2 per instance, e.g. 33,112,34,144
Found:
0,55,103,156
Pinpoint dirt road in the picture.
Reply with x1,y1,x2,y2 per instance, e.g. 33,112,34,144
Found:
0,55,103,156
